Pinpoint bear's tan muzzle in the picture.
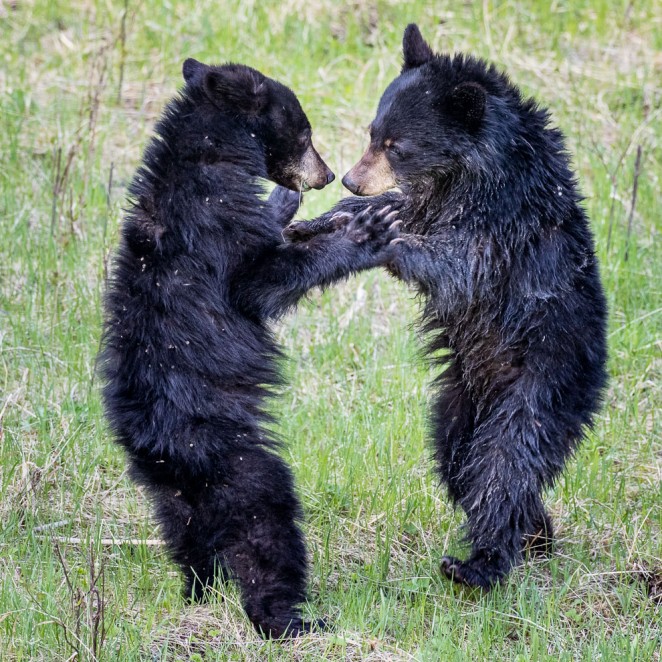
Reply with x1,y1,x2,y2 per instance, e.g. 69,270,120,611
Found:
299,144,335,191
342,147,397,196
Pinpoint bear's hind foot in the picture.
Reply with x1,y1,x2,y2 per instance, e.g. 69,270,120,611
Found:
252,614,328,639
440,554,505,589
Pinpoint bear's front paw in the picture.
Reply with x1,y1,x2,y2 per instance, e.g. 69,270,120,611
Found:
346,205,402,257
269,185,302,226
282,221,311,242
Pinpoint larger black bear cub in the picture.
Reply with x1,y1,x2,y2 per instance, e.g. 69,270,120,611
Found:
100,58,398,637
288,25,608,588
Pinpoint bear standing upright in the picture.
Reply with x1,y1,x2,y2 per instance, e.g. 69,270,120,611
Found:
287,25,608,588
100,58,400,637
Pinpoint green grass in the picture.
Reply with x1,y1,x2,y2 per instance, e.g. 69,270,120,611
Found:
1,0,660,659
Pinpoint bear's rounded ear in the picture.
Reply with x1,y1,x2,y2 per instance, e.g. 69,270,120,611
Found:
450,82,486,132
183,58,206,84
402,23,434,72
203,65,269,115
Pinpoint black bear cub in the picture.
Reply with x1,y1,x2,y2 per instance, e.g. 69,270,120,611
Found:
288,25,608,589
100,58,399,637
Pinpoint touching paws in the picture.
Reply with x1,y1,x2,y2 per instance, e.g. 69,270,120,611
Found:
283,211,350,242
345,205,402,257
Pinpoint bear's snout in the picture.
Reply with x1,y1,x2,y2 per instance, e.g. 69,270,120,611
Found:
343,147,397,196
341,172,359,195
300,144,334,191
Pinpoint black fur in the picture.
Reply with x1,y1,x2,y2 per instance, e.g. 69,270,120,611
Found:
287,25,608,588
100,59,399,638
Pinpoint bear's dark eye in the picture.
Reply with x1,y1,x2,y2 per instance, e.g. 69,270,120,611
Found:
386,142,404,158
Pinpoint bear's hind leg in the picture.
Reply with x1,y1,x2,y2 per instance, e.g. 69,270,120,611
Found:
149,445,322,637
439,403,557,589
151,484,230,602
431,361,476,502
176,445,322,638
142,441,321,637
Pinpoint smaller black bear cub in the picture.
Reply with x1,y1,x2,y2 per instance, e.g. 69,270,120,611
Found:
100,58,399,637
288,25,608,589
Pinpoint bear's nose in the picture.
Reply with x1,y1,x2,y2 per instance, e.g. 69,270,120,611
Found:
325,169,335,185
341,173,359,195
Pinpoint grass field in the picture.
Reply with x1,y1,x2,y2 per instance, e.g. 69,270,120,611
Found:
1,1,660,659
